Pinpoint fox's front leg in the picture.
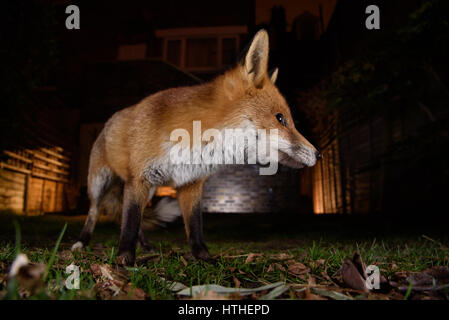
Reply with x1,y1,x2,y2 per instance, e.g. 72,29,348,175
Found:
177,179,210,261
116,179,149,266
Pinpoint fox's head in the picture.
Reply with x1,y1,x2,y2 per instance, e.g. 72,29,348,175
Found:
221,29,321,168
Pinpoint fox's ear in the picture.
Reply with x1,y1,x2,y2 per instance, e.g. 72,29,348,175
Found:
243,29,269,88
268,68,278,84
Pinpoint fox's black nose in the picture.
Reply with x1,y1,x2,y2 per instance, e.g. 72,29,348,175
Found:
315,151,322,160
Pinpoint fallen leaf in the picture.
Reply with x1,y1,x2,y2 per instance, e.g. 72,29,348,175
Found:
305,287,327,300
288,262,309,276
425,266,449,283
269,253,293,261
90,263,145,300
310,258,326,269
352,252,368,279
316,259,325,266
393,266,449,297
180,256,188,267
233,276,241,288
322,265,339,287
267,263,285,273
245,253,263,264
341,258,368,292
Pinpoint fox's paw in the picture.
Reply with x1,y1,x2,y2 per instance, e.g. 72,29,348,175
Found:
116,251,136,267
191,244,213,263
71,241,84,252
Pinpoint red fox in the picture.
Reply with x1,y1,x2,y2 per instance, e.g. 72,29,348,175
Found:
71,30,321,265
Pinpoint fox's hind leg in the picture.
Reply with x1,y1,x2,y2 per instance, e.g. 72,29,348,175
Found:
138,229,155,251
71,166,115,251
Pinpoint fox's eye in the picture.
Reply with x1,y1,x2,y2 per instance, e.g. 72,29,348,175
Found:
275,113,286,126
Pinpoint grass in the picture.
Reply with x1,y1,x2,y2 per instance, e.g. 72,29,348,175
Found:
0,211,448,300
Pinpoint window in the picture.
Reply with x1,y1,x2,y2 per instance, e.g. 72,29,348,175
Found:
157,26,247,71
186,38,218,69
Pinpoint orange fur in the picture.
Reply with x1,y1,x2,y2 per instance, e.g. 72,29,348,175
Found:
75,30,320,264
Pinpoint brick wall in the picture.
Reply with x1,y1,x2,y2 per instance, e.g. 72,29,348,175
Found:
202,164,313,214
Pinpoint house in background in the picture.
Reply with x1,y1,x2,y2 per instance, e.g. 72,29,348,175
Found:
155,26,247,79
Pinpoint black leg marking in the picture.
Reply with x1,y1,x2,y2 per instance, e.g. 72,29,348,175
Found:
189,202,211,261
138,229,155,252
117,201,141,266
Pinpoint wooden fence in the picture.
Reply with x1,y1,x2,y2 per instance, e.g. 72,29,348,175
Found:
0,145,72,214
0,99,76,215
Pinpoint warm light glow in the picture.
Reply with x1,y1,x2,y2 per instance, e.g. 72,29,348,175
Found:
156,186,177,198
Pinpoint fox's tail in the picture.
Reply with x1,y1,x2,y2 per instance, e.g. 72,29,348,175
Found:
141,197,182,230
101,180,182,230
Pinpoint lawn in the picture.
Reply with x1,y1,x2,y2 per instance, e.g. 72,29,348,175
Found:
0,212,448,300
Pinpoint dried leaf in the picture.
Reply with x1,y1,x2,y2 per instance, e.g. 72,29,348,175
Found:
352,252,368,279
288,262,309,276
90,263,142,300
305,287,327,300
267,263,286,273
180,255,188,267
269,253,293,261
425,266,449,284
233,276,241,288
245,253,263,264
394,266,449,295
316,259,325,266
341,258,368,292
311,259,326,269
